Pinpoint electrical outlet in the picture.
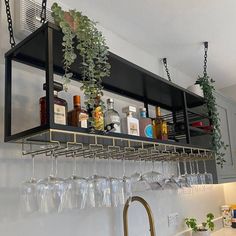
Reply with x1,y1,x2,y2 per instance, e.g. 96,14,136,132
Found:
168,213,179,227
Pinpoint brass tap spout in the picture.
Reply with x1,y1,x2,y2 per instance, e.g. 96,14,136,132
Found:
123,196,156,236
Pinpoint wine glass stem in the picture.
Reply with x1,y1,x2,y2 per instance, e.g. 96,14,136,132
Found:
50,156,54,176
55,157,58,177
196,161,200,174
122,156,126,177
93,154,97,175
72,155,77,176
203,160,207,174
32,155,35,179
108,154,111,177
184,161,188,175
189,161,193,174
177,161,181,177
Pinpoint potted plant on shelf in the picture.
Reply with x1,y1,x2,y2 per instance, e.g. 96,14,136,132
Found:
185,213,214,236
51,3,111,128
187,83,204,97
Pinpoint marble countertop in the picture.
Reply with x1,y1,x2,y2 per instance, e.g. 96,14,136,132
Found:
212,227,236,236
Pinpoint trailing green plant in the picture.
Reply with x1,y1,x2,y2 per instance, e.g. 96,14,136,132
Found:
185,213,214,232
51,2,111,115
196,76,227,167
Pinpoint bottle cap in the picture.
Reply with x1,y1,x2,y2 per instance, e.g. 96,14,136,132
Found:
73,95,81,105
140,107,146,112
122,106,136,114
43,81,63,92
107,98,114,103
156,106,161,116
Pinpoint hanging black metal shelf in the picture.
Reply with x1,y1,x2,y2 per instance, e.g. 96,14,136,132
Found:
5,22,208,148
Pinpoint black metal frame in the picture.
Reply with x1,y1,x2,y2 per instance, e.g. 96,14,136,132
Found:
4,22,209,147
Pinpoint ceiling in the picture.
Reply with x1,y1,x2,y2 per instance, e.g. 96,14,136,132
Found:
65,0,236,89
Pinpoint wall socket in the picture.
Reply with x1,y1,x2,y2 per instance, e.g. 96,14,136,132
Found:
168,213,179,227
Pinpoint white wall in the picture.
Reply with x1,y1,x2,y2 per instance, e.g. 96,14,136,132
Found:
223,182,236,205
0,1,228,236
220,85,236,103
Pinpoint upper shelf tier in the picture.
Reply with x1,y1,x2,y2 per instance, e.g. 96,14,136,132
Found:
5,22,204,111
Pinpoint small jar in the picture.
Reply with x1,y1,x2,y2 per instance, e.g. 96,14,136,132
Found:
221,205,231,227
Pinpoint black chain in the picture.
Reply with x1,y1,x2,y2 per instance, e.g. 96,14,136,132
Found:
203,41,208,77
4,0,16,48
163,58,172,82
40,0,47,24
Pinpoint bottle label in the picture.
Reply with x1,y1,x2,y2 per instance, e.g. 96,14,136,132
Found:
162,122,168,135
79,113,88,128
54,104,66,125
107,115,121,133
93,106,104,130
129,122,138,135
144,124,153,138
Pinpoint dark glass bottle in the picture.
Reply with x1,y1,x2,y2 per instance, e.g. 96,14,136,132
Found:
39,82,68,125
68,95,88,128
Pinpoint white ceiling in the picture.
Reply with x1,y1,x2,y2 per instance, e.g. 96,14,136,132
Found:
65,0,236,89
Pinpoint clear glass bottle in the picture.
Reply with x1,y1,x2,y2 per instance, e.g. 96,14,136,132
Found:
104,98,121,133
68,95,88,128
139,108,153,138
39,81,67,125
153,106,168,140
122,106,139,136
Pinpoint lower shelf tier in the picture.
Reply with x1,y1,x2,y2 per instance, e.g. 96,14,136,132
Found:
7,125,214,161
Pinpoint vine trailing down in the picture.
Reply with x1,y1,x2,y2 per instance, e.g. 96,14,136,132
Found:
196,75,227,167
51,2,111,116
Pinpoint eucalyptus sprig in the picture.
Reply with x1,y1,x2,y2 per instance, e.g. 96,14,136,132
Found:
196,75,227,167
51,2,110,111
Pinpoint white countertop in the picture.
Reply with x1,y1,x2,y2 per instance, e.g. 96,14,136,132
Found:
212,227,236,236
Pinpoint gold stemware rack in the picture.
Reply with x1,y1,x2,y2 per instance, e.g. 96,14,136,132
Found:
20,129,214,162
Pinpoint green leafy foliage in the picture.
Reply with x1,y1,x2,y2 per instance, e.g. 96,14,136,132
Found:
185,218,198,232
51,2,111,112
196,75,227,167
185,213,214,232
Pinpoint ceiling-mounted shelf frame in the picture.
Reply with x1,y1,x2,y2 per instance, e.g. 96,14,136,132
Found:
5,22,209,149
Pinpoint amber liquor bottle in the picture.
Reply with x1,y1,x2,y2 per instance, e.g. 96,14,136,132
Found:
39,81,68,125
68,95,88,128
153,106,168,140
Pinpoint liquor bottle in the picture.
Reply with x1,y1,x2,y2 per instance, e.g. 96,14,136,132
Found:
68,95,88,128
139,108,153,138
122,106,139,136
92,97,104,131
104,98,121,133
39,81,68,125
154,106,168,140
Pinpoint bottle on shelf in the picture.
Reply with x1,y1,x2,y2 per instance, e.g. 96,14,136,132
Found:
122,106,139,136
139,107,153,138
153,106,168,140
68,95,88,128
92,96,104,131
104,98,121,133
39,81,68,125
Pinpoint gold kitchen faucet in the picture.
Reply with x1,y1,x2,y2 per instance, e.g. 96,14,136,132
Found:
123,196,156,236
